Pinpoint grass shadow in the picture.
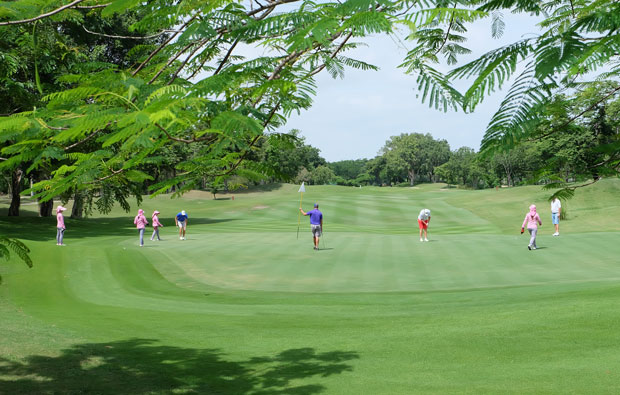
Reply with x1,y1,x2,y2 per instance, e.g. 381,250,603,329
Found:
0,216,237,242
0,338,359,394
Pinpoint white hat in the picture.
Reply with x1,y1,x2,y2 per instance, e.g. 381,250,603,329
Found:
181,210,186,215
425,209,431,215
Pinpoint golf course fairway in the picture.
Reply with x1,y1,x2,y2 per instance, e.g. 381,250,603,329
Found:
2,180,620,394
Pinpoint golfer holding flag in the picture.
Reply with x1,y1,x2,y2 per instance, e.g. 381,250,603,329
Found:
300,203,323,250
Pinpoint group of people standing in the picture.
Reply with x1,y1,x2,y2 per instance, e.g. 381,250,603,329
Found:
54,207,190,247
133,210,189,246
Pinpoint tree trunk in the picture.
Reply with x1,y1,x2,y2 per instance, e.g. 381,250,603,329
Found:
39,198,54,217
501,160,513,187
71,190,84,218
408,169,415,186
8,168,23,216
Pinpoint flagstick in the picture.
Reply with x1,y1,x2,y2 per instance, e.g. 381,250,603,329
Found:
296,191,303,239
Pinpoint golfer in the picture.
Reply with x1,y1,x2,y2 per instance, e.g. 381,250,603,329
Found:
551,197,561,236
175,210,189,240
418,208,431,242
300,203,323,250
521,204,542,250
134,209,148,247
151,210,163,241
56,205,67,246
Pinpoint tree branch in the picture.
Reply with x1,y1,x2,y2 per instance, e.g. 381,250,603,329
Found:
148,40,202,85
72,3,110,9
85,168,125,184
212,100,282,177
307,31,353,77
64,130,99,151
82,26,177,40
246,0,301,17
213,37,240,76
0,0,88,26
531,85,620,141
35,118,68,131
268,51,303,81
167,39,212,85
132,13,200,77
154,123,216,144
435,4,456,56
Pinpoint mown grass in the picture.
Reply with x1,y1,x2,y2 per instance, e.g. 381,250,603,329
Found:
1,179,620,393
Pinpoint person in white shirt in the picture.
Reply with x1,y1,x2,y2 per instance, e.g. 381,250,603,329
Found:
550,197,561,236
418,209,431,242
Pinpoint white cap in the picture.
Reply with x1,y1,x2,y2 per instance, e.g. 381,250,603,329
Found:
425,209,431,216
181,210,186,215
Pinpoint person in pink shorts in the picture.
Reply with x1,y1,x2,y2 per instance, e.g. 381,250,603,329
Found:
133,209,148,247
56,206,67,246
521,204,542,250
151,210,163,241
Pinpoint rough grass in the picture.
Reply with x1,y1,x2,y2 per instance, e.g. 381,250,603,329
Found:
1,179,620,393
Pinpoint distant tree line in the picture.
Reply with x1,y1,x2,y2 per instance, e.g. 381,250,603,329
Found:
264,82,620,189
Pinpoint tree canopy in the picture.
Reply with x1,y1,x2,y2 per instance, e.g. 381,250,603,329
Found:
0,0,618,204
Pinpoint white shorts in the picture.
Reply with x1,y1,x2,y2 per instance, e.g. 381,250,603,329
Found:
177,221,186,229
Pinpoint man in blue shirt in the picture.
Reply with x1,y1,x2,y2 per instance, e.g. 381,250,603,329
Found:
175,210,189,240
300,203,323,250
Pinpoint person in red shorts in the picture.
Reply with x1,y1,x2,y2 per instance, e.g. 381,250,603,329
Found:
418,208,431,242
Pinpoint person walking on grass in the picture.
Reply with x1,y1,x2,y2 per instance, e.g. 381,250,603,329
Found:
418,208,431,242
521,204,542,250
175,210,189,240
134,209,148,247
56,206,67,246
551,197,561,236
300,203,323,250
151,210,163,241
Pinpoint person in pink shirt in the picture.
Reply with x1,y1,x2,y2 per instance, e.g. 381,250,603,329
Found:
56,206,67,246
133,209,148,247
150,210,163,241
521,204,542,250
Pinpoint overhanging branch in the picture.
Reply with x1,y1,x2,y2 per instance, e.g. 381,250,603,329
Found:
0,0,88,26
83,26,177,40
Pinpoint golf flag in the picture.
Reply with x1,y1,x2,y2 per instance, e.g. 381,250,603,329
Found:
297,182,305,239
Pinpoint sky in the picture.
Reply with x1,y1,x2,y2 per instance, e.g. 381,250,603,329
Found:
278,13,541,162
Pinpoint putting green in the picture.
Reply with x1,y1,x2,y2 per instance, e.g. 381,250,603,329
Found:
2,180,620,393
